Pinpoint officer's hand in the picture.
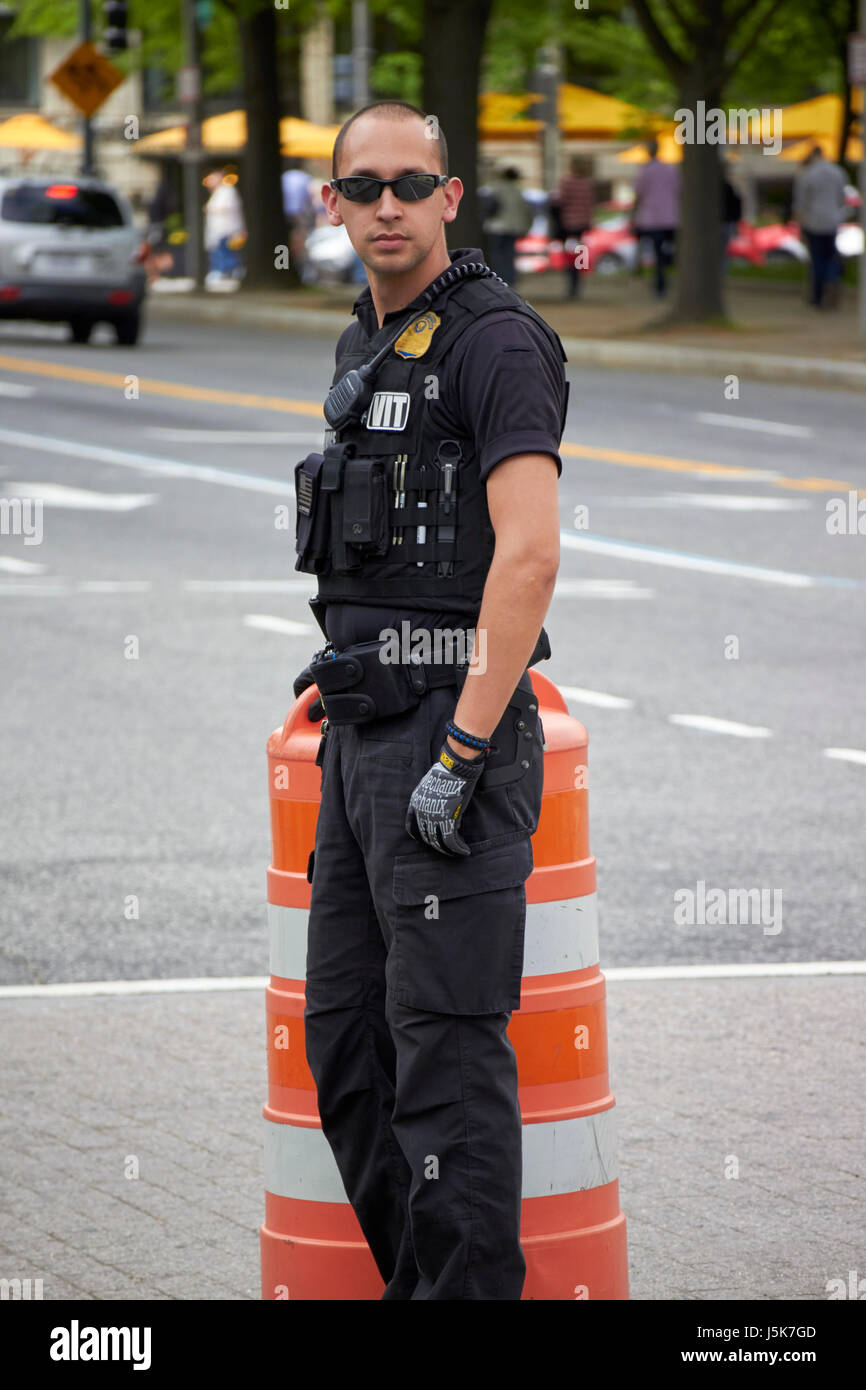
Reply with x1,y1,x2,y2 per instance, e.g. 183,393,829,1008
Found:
293,663,315,700
405,744,486,857
293,663,325,721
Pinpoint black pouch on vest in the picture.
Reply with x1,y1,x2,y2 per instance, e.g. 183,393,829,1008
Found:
341,457,388,555
294,452,332,574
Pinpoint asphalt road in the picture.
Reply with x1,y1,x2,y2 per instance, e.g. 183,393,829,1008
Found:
1,313,864,984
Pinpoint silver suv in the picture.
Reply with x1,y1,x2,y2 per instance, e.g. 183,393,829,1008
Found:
0,174,147,345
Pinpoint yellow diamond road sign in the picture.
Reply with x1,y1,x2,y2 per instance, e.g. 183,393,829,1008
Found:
49,41,124,119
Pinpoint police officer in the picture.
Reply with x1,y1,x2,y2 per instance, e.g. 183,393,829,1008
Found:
293,99,569,1300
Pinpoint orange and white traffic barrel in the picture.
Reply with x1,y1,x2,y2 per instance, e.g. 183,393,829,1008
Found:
515,668,629,1299
259,671,629,1300
260,685,381,1299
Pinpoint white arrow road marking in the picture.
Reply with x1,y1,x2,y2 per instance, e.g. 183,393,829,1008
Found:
243,614,314,636
695,412,813,438
0,556,47,574
669,714,773,738
824,747,866,766
3,481,157,511
0,428,293,496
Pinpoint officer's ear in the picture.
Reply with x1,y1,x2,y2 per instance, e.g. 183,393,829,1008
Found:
322,184,344,226
441,177,463,225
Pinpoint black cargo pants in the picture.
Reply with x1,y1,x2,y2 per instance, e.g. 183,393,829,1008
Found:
303,670,544,1300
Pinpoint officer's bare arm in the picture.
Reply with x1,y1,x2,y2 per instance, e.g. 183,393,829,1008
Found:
446,452,560,759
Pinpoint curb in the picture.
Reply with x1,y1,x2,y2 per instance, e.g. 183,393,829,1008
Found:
557,336,866,393
145,289,866,393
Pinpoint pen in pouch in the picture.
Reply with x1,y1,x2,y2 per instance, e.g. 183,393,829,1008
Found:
416,462,427,566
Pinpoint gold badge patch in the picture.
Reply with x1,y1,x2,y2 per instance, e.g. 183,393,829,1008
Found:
394,310,441,359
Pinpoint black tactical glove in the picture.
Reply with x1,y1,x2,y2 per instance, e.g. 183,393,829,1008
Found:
405,743,487,857
293,663,325,721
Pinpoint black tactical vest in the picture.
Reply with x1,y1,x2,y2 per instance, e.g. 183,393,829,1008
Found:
294,258,569,616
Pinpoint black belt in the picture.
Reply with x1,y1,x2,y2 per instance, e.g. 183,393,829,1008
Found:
293,627,550,727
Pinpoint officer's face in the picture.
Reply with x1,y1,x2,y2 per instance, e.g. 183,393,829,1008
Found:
323,114,462,277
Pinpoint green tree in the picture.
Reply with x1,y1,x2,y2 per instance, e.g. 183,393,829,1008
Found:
629,0,788,323
7,0,329,291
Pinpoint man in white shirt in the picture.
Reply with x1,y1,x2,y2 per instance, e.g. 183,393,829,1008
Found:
203,169,246,283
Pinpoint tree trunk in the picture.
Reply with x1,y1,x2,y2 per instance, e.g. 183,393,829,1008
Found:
421,0,494,252
237,4,299,289
669,53,725,322
838,76,853,170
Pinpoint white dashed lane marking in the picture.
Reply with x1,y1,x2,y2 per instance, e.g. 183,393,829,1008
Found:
558,686,635,710
243,614,315,636
695,412,813,438
0,556,46,574
668,713,773,738
824,747,866,766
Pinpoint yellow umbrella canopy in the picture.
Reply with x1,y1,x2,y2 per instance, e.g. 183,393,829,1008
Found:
135,109,243,153
745,91,862,143
616,127,683,162
135,110,340,157
0,113,82,150
479,84,661,138
558,83,662,137
478,91,543,135
280,116,341,158
777,132,864,162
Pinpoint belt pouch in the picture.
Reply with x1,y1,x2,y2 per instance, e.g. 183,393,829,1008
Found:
309,640,421,724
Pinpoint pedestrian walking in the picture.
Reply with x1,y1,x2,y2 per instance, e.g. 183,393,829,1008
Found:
793,145,847,309
549,156,596,298
291,97,569,1300
203,168,245,284
481,165,534,287
632,138,680,297
144,171,179,282
282,157,316,273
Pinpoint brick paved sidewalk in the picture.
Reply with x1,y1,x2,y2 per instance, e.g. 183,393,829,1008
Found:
1,976,862,1300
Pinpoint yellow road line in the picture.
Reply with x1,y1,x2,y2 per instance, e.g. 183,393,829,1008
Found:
1,351,863,497
560,442,866,499
0,352,324,417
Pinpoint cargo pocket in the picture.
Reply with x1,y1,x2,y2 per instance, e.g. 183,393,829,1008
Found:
390,837,533,1015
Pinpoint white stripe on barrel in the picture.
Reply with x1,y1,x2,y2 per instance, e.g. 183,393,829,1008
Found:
268,892,600,984
264,1106,618,1205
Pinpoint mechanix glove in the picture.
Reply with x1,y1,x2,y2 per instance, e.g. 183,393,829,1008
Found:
405,743,487,857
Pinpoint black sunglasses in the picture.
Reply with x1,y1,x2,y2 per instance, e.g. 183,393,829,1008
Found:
330,173,449,203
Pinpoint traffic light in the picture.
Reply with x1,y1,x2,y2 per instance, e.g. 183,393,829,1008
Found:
103,0,128,52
